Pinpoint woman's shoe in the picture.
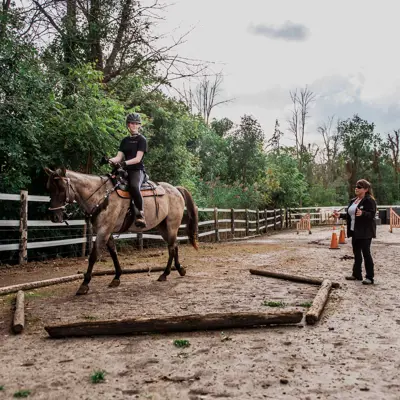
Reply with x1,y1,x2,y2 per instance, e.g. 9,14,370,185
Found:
362,278,374,285
345,276,363,281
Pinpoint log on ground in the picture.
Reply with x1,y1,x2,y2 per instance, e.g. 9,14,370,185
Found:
0,274,83,296
84,267,176,277
13,290,25,334
250,269,340,289
45,310,303,338
305,279,333,325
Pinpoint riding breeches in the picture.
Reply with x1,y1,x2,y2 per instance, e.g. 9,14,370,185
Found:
127,170,144,211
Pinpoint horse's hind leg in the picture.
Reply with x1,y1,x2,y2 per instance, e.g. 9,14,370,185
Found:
157,220,186,281
174,246,186,277
107,236,122,288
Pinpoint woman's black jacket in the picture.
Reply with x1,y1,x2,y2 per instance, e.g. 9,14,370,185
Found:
339,195,377,239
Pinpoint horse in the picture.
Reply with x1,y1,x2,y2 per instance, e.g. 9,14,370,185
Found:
44,167,198,295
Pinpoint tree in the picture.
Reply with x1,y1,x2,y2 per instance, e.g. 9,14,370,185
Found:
317,115,341,184
227,115,266,185
387,130,400,197
287,87,315,171
23,0,206,87
267,119,284,154
179,73,234,124
338,115,378,197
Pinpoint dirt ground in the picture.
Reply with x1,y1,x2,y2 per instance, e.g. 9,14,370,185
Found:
0,225,399,400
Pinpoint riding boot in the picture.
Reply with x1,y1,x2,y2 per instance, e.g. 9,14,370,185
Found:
135,210,146,228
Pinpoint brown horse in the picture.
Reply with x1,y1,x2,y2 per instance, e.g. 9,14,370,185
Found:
45,167,198,295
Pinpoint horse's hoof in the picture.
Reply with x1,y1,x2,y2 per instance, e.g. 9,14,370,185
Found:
178,267,186,277
76,285,89,295
157,274,167,282
109,279,120,288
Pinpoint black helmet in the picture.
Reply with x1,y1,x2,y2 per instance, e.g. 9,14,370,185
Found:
126,113,141,125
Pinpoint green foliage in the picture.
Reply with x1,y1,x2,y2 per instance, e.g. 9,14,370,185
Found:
90,370,106,384
262,300,286,307
13,390,31,398
173,339,191,348
263,152,308,207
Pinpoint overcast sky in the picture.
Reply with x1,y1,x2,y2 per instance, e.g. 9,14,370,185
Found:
158,0,400,146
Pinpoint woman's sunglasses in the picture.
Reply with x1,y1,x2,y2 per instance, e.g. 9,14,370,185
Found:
355,185,364,189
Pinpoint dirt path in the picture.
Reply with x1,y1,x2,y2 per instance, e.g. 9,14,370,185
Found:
0,226,399,399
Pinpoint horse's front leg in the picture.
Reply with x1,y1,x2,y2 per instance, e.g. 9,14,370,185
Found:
76,231,109,295
106,236,122,288
158,243,175,282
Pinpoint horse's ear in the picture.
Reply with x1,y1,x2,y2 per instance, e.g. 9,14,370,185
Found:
55,167,66,177
44,167,54,176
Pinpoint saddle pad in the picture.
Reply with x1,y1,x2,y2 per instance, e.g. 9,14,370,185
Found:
117,185,166,199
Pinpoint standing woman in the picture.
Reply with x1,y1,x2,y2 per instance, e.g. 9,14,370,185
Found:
333,179,377,284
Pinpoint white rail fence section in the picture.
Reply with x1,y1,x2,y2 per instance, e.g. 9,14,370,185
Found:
0,191,284,264
2,191,394,265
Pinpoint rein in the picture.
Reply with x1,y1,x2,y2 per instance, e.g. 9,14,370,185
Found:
48,175,117,221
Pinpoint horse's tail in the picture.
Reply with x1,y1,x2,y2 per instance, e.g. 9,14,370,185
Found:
177,186,199,250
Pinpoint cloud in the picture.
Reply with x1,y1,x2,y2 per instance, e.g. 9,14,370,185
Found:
248,21,309,42
235,85,292,110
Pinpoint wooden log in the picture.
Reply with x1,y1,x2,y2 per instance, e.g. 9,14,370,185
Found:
45,310,303,338
0,267,170,296
13,290,25,334
306,279,332,325
0,274,83,296
83,267,173,276
249,269,340,289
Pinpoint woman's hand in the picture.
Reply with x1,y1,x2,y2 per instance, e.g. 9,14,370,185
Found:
332,210,340,218
356,208,363,217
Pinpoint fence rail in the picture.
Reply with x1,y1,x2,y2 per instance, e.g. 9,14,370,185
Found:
0,191,284,263
1,191,389,265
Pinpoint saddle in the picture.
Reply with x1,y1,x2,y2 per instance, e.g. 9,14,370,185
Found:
116,180,166,199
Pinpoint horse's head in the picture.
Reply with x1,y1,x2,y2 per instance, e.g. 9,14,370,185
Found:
44,167,73,223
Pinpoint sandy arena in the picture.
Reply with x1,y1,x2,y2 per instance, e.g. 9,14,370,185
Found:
0,225,399,400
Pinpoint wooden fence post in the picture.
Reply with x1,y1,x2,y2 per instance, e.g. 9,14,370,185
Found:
256,209,260,234
280,208,283,230
273,209,277,230
289,208,292,228
230,208,235,237
265,209,268,233
19,190,28,264
214,207,220,242
245,209,249,236
137,233,143,251
285,209,288,228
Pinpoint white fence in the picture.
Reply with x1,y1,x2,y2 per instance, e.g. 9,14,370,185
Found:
0,192,283,264
2,191,393,265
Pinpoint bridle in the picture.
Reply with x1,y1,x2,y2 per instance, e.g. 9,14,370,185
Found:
48,177,75,212
48,174,117,221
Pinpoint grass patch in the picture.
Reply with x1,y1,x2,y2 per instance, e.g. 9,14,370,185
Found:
25,291,53,299
13,390,31,398
90,370,106,384
82,315,97,321
0,385,4,390
173,339,190,348
299,301,313,308
262,300,286,308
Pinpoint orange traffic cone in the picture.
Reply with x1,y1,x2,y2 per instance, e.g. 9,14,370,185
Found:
329,226,340,249
339,225,346,244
